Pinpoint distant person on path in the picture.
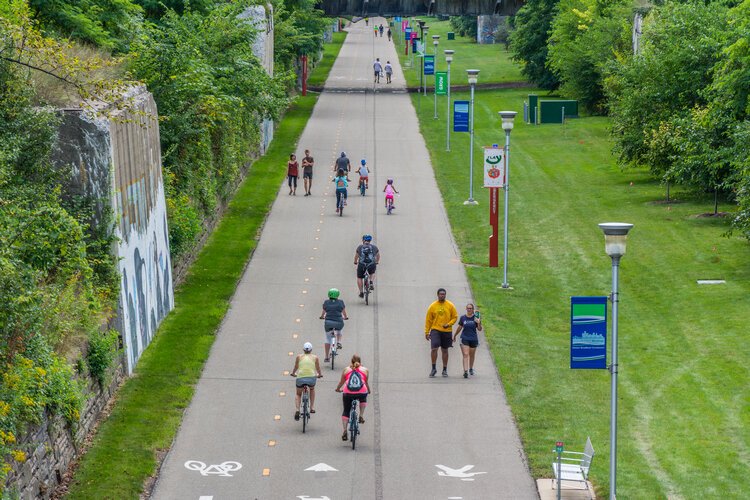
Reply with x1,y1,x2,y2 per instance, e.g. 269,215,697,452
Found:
320,288,349,362
374,26,378,38
373,58,383,83
383,177,398,210
424,288,458,377
453,304,482,378
333,168,349,213
335,354,370,440
387,27,392,41
384,61,393,84
290,342,323,419
302,149,314,196
334,151,351,178
365,17,369,26
287,153,298,195
379,24,384,37
358,159,370,190
354,234,379,297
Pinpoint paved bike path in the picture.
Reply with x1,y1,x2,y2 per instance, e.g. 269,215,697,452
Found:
152,19,537,500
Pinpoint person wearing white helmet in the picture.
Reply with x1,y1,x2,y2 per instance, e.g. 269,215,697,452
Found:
290,342,322,420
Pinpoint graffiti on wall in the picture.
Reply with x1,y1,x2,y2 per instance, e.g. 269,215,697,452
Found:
110,89,174,372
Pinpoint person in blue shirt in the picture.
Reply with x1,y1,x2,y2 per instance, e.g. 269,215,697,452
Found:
453,303,483,378
333,168,348,213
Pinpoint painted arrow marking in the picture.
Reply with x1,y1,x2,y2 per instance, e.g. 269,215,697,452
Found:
297,496,331,500
305,463,338,472
435,464,487,481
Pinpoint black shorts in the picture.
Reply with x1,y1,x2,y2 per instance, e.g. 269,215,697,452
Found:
303,171,313,179
430,329,453,349
342,393,368,417
357,262,376,279
461,339,479,348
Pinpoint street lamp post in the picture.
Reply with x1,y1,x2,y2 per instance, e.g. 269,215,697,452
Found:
444,49,454,151
464,69,480,205
498,111,517,288
598,222,634,500
432,35,440,119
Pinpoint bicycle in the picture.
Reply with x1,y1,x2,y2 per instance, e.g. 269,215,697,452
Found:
359,178,366,196
386,197,394,215
349,399,360,450
337,191,345,216
327,329,339,370
300,383,311,433
363,269,372,305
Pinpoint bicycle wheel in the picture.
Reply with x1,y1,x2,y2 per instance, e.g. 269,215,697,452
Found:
349,403,358,450
339,200,343,216
364,275,370,305
301,390,309,433
330,345,336,370
360,182,366,196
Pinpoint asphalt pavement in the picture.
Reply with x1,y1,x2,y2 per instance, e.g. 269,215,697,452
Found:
151,19,538,500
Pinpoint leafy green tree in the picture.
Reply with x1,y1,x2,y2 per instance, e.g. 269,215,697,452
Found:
273,0,330,78
547,0,631,113
510,0,560,90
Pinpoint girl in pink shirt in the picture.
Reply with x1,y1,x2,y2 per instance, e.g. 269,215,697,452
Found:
383,178,399,212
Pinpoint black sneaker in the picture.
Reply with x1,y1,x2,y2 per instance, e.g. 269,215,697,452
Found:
324,357,330,363
463,371,469,379
294,411,300,421
359,292,364,298
469,368,475,376
429,368,437,378
442,368,448,377
337,342,342,350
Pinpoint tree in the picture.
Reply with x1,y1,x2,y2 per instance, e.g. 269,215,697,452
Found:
510,0,560,90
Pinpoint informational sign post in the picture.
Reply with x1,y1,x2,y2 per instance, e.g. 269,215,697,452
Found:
423,55,434,75
570,296,608,369
453,101,469,132
435,71,447,95
483,147,504,187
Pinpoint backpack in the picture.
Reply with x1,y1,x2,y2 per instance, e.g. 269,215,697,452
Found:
359,245,374,264
346,369,363,391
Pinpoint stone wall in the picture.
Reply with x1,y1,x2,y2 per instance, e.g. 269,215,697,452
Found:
4,359,126,499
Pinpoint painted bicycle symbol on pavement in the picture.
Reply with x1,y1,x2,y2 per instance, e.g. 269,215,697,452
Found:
184,460,242,477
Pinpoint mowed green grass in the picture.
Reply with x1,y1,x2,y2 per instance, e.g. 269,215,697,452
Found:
413,88,750,498
307,30,347,87
392,17,522,88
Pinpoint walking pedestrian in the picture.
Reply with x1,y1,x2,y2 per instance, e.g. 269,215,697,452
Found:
373,58,383,83
379,24,384,37
384,61,393,84
287,153,299,195
335,354,370,441
387,27,392,41
302,149,314,195
453,304,482,378
424,288,458,377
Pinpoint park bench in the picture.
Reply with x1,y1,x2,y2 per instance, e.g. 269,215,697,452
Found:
552,437,595,496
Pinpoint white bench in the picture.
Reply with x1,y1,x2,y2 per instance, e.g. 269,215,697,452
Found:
552,437,595,495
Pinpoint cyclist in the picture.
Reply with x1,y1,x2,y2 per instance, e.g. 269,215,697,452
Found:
332,168,348,213
358,159,370,191
354,234,379,297
334,151,351,177
383,178,399,210
290,342,323,420
335,354,370,441
319,288,349,362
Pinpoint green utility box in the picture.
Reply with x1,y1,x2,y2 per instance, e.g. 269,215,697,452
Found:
539,100,579,123
528,94,538,124
447,32,455,40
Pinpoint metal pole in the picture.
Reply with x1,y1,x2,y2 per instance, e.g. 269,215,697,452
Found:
609,256,620,500
433,45,438,119
446,61,451,151
501,129,511,287
468,83,476,203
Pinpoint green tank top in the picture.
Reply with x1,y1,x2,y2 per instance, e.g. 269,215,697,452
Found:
297,354,316,378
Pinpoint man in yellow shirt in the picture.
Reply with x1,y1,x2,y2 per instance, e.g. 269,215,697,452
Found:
424,288,458,377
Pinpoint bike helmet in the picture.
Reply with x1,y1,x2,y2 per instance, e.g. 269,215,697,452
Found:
361,159,366,165
340,152,346,157
328,288,340,299
362,234,372,242
303,342,313,352
387,178,393,184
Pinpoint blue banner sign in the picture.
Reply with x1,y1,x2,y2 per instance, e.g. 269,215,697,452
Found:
570,296,608,369
405,28,411,38
395,16,402,22
453,101,469,132
423,55,435,75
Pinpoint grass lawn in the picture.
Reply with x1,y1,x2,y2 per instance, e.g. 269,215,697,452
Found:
413,88,750,498
307,30,348,87
392,17,523,88
65,98,320,500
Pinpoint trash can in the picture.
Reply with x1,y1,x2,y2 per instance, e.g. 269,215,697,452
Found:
447,32,455,40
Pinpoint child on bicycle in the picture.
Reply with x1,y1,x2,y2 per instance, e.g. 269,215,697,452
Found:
383,178,399,210
333,168,348,212
358,159,370,191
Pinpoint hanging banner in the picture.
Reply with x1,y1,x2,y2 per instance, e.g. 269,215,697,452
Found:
483,147,504,187
403,22,409,33
570,296,608,369
453,101,469,132
435,71,447,95
423,55,435,75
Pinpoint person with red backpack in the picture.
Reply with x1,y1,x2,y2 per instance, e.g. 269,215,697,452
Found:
335,354,370,441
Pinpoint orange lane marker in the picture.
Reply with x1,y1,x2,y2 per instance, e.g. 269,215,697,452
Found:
268,440,276,447
282,371,290,376
262,468,271,476
279,391,286,396
288,352,294,356
274,415,281,421
293,333,299,339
